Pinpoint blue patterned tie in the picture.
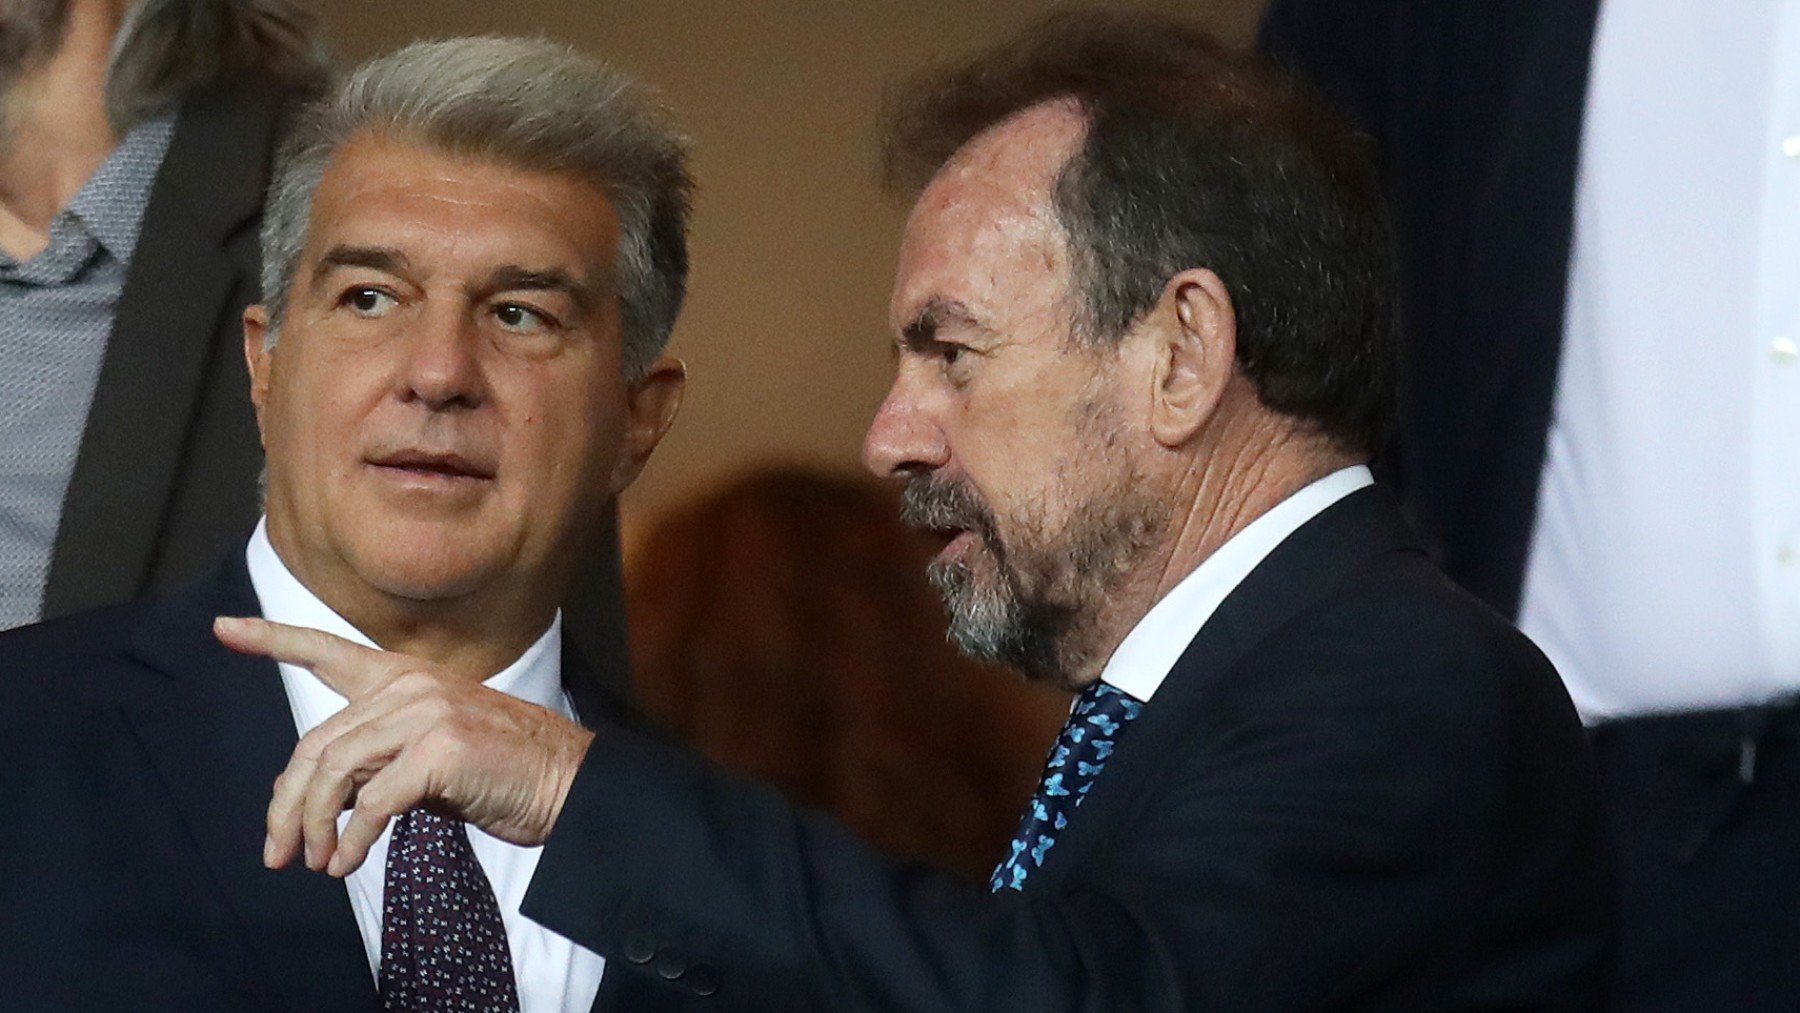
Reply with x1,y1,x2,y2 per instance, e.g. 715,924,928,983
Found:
379,808,521,1011
992,680,1144,892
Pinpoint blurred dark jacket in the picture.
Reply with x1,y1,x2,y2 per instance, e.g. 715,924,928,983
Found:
1258,0,1603,619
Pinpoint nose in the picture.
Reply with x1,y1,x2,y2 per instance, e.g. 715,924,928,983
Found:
398,307,487,411
863,376,949,479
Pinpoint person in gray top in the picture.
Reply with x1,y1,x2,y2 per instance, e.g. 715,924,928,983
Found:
0,0,323,630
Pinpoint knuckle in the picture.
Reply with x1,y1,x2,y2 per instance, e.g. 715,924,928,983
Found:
417,694,456,725
357,779,405,817
391,669,439,697
422,724,467,762
294,729,331,762
316,739,355,777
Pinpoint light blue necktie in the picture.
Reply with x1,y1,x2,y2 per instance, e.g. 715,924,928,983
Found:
992,680,1144,892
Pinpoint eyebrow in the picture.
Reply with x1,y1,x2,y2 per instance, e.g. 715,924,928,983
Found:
481,265,598,315
900,298,986,347
310,247,599,315
312,245,409,284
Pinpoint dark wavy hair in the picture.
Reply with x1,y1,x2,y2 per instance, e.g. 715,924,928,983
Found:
883,8,1397,454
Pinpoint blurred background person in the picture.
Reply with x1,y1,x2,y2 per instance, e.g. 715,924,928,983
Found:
0,0,325,630
626,465,1067,882
1262,1,1800,1006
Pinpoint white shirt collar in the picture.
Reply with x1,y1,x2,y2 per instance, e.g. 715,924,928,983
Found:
244,521,603,1006
1100,465,1374,702
244,517,568,737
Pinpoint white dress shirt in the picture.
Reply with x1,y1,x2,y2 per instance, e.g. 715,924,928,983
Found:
1101,466,1374,702
245,520,605,1012
1518,1,1800,720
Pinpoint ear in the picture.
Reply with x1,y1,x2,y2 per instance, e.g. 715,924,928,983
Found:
243,304,274,443
609,355,687,494
1147,267,1237,449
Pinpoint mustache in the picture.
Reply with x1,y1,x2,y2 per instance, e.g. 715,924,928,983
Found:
900,475,1000,548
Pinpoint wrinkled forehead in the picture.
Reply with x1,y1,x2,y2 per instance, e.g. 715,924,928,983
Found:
305,134,622,287
890,102,1086,330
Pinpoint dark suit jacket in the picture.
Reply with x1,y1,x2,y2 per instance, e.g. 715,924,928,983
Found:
519,486,1619,1010
0,554,672,1011
1258,1,1603,619
34,69,633,691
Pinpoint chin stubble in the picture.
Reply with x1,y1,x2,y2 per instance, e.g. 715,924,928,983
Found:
901,462,1168,688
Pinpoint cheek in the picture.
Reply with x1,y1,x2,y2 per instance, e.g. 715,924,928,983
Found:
507,377,627,490
268,343,388,436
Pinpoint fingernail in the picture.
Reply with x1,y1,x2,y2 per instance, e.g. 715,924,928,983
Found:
263,833,276,868
326,853,343,878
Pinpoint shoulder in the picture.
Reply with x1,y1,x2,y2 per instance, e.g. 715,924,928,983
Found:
0,600,162,719
0,599,144,666
1216,546,1579,753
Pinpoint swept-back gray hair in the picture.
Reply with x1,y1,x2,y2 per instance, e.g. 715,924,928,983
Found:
107,0,327,131
259,36,693,378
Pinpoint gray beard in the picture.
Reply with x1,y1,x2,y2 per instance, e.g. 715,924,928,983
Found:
904,461,1168,688
926,547,1040,672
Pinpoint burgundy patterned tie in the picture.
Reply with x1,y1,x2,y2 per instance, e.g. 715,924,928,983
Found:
379,808,521,1011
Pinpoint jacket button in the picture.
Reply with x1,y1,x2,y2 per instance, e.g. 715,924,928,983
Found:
655,944,687,980
623,929,657,965
687,963,721,997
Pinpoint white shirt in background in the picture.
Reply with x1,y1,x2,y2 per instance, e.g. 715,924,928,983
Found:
1520,1,1800,720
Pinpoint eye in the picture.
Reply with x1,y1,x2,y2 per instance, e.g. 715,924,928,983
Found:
342,287,397,317
494,302,554,333
938,342,965,366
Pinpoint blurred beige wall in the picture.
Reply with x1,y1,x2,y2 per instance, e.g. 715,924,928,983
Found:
311,0,1270,546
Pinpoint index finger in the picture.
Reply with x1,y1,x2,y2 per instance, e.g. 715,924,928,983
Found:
214,616,397,700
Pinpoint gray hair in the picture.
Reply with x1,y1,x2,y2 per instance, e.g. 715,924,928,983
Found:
107,0,328,132
259,36,693,379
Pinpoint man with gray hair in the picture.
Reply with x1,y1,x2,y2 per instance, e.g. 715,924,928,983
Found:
0,35,693,1011
0,0,324,630
217,11,1613,1010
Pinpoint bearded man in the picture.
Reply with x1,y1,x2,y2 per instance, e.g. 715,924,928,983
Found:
222,11,1619,1010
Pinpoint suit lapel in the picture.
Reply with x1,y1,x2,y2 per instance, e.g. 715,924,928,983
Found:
1033,487,1422,890
562,638,634,732
121,557,379,1012
43,73,290,617
561,640,675,1013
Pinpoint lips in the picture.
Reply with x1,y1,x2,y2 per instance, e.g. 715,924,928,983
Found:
899,476,993,561
365,449,496,481
939,527,977,556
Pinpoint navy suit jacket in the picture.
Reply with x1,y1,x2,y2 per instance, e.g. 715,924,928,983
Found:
519,486,1619,1010
1259,0,1604,619
0,554,676,1011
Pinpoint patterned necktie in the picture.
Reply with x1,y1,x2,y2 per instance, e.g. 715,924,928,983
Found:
992,680,1144,892
379,808,521,1012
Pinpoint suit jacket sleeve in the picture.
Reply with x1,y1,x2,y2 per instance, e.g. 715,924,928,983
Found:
521,586,1598,1010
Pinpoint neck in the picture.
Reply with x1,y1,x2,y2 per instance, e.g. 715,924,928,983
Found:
0,0,122,260
1058,400,1361,689
265,524,562,685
